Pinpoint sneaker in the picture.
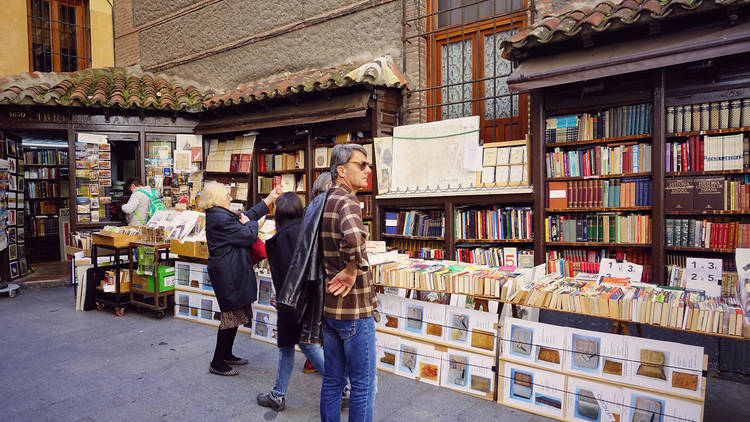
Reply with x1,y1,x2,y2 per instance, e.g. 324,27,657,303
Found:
257,391,286,411
303,359,318,374
341,385,350,409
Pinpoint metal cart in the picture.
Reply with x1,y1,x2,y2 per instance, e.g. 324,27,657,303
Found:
92,242,134,317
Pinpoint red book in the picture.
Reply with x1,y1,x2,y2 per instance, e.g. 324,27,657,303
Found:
681,143,688,173
258,154,266,172
699,138,705,171
365,172,373,191
688,136,695,172
571,181,578,208
722,223,729,249
709,223,717,248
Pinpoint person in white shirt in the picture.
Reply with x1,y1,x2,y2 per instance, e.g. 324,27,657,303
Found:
121,177,156,226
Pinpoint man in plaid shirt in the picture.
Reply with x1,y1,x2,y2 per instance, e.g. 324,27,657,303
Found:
320,144,378,422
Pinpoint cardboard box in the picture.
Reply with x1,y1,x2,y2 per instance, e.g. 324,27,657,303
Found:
65,245,91,258
170,239,209,259
92,231,141,248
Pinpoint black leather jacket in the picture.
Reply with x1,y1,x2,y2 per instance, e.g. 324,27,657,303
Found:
276,192,327,344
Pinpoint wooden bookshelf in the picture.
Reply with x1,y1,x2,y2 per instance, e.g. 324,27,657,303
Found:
665,169,750,177
546,171,651,182
546,207,651,212
666,125,750,138
547,242,651,247
665,210,750,215
455,238,533,244
544,133,651,148
382,234,444,241
665,246,736,254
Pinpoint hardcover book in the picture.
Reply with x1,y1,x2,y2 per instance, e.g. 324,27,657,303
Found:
693,177,724,210
665,178,695,211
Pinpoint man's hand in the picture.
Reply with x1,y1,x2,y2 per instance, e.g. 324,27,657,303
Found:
264,185,283,206
329,263,358,297
238,213,250,225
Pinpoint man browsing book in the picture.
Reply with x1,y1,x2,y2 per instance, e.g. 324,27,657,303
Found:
320,144,378,422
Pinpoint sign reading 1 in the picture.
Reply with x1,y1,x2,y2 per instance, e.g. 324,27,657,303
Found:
597,258,643,283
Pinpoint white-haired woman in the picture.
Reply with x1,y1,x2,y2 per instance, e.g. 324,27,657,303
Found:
199,181,281,376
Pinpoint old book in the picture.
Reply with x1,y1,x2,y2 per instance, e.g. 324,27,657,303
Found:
665,178,694,211
672,371,699,391
314,147,328,168
483,147,497,166
548,181,567,208
693,177,725,210
636,349,667,380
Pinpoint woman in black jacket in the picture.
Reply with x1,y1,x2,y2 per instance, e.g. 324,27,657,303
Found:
200,181,281,376
257,192,325,411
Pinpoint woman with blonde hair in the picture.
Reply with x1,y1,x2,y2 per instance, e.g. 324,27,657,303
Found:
200,181,282,376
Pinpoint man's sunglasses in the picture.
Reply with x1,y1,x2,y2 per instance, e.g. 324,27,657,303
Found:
347,160,371,171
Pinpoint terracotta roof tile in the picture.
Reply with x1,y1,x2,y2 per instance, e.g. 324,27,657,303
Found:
204,55,408,109
501,0,750,60
0,66,209,111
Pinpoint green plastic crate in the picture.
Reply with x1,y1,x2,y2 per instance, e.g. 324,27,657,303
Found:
146,266,175,292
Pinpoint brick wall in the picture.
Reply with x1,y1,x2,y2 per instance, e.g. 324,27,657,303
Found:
402,0,426,125
113,0,139,66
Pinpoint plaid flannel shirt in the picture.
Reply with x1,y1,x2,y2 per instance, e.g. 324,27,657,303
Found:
321,182,378,320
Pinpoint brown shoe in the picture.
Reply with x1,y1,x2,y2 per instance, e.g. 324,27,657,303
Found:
209,366,239,376
303,358,317,374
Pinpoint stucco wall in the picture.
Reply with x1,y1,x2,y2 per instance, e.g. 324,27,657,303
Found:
129,0,401,90
0,0,30,77
90,0,114,68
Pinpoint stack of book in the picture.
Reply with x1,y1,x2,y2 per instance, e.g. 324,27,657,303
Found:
455,207,532,240
546,143,652,178
206,136,255,172
24,149,66,165
544,214,652,244
456,247,533,268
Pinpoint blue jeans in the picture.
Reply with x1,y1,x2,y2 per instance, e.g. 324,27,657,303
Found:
320,316,376,422
272,343,324,398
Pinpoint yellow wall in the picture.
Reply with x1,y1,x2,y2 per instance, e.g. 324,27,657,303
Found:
0,0,30,77
90,0,114,68
0,0,113,78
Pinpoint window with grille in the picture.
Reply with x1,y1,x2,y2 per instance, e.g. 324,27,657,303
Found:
28,0,91,72
407,0,528,142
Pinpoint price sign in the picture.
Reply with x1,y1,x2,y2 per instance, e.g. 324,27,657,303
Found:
597,258,643,283
682,258,722,296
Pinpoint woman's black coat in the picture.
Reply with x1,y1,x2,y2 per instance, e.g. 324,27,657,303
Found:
205,201,268,312
266,218,302,348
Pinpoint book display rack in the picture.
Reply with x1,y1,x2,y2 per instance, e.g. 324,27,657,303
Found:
23,146,68,262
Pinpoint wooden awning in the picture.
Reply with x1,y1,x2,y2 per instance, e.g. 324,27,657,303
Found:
195,91,371,134
507,20,750,93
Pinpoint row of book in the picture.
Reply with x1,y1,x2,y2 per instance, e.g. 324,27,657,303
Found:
24,199,61,215
258,174,305,194
24,167,60,179
25,215,59,237
667,134,748,173
507,275,745,337
314,143,373,169
666,99,750,133
665,219,750,249
545,103,653,143
23,149,67,165
666,264,738,293
545,214,652,244
384,210,445,237
258,150,303,172
455,247,534,268
26,180,60,199
546,248,652,283
454,207,532,241
547,177,652,209
546,143,652,178
205,136,254,173
383,239,443,259
665,176,750,211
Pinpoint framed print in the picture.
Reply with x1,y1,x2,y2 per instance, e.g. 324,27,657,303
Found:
6,140,16,157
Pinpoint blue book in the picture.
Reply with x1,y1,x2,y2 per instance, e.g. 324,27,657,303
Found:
384,212,398,235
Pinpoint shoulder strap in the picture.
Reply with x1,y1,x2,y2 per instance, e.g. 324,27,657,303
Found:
136,188,157,200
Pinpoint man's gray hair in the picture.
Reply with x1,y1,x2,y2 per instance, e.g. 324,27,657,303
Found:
311,171,332,197
329,143,367,180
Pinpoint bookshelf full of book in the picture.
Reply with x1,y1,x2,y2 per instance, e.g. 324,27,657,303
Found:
203,134,254,207
256,141,307,212
543,103,655,282
24,146,69,262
